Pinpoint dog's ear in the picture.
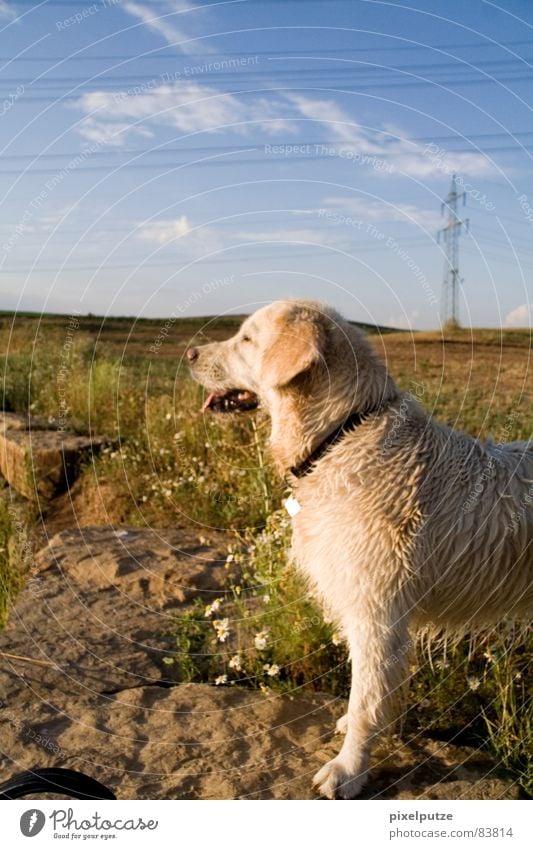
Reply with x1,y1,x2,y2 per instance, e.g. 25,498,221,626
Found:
261,307,325,388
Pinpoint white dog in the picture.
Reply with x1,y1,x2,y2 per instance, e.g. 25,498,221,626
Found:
187,299,533,799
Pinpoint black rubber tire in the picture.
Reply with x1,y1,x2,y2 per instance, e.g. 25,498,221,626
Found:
0,768,116,800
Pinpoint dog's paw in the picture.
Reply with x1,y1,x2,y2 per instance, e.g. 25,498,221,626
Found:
335,713,348,735
313,757,368,799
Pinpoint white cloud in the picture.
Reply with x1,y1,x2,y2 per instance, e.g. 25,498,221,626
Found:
234,227,345,246
123,1,201,53
387,309,420,330
286,94,363,145
322,196,443,232
138,215,192,244
504,303,533,327
138,215,222,258
77,116,154,147
72,82,294,146
137,218,345,258
287,93,494,179
0,2,14,18
410,147,495,180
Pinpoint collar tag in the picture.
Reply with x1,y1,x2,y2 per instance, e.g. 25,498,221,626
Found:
283,495,302,517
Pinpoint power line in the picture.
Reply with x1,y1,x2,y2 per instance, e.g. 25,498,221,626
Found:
0,143,532,176
9,73,533,103
5,250,533,276
2,40,532,62
3,56,532,85
3,70,530,92
9,228,533,256
1,223,530,278
5,232,533,276
1,131,532,163
461,244,533,269
475,207,533,228
0,244,388,274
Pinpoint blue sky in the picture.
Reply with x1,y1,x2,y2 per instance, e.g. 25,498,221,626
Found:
1,0,532,328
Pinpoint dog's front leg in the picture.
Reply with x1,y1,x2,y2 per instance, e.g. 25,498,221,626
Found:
314,616,408,799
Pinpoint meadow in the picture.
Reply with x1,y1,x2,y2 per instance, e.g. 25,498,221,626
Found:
0,311,532,794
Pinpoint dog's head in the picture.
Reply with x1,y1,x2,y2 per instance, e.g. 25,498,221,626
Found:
186,300,339,414
186,298,394,423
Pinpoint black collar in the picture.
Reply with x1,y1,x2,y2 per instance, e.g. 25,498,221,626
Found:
288,405,385,480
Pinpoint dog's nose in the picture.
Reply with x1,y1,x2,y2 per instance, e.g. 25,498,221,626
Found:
186,347,199,363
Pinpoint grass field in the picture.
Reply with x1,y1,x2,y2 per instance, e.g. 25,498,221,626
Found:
1,311,532,793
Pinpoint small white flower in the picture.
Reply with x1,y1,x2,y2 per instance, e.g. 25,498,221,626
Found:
259,682,270,695
204,598,223,618
226,553,234,564
254,629,270,650
165,412,172,420
214,674,227,686
483,649,497,663
229,654,242,671
331,633,342,646
467,676,481,691
263,663,280,677
213,618,230,643
262,595,270,604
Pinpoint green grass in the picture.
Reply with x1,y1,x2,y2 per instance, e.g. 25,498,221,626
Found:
164,511,349,694
0,314,532,794
0,498,27,629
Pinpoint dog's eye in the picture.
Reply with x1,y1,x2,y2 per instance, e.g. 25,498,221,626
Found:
241,334,252,343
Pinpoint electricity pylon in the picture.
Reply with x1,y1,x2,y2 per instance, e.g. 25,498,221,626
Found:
438,174,469,329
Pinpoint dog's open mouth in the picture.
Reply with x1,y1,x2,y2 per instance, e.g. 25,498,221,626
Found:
202,389,259,413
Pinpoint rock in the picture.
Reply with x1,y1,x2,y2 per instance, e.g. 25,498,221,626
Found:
0,683,342,800
358,736,522,800
0,526,228,698
0,412,59,434
0,681,521,800
0,525,522,800
0,412,107,499
0,412,27,434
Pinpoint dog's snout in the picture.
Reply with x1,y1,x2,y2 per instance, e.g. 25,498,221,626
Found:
186,347,199,363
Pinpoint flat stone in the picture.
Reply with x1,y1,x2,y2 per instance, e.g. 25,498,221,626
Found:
0,411,61,434
0,412,27,434
0,525,522,800
0,526,228,701
0,419,106,499
0,682,521,800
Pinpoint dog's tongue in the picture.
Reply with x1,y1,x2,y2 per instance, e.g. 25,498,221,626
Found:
202,389,257,413
202,391,222,412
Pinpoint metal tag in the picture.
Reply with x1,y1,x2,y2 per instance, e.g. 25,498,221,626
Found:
283,495,302,517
